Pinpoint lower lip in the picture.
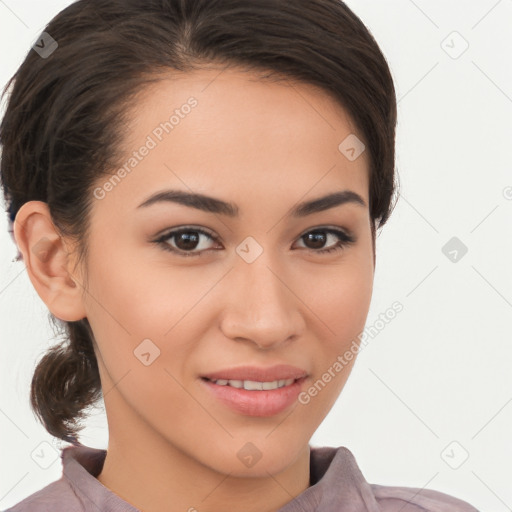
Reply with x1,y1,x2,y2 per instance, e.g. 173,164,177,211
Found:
200,377,307,417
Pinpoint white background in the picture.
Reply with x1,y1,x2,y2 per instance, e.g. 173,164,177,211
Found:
0,1,511,510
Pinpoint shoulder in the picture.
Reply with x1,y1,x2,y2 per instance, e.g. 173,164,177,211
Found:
2,478,81,512
370,483,480,511
313,445,479,512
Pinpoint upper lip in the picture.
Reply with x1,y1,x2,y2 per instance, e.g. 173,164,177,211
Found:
201,364,308,382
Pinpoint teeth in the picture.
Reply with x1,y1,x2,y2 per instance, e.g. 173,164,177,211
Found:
210,378,295,390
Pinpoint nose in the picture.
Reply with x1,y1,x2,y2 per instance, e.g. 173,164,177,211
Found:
218,255,306,351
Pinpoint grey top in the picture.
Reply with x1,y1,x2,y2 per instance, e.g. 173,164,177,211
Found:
3,444,479,511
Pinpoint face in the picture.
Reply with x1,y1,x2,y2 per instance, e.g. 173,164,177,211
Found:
76,67,375,476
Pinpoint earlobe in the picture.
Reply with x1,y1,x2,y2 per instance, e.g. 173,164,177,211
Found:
13,201,87,322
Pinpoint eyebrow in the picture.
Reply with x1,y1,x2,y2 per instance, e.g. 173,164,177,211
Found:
137,189,366,217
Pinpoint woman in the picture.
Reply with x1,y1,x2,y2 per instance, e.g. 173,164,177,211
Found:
0,0,479,510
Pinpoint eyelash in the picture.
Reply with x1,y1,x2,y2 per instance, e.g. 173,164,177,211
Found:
153,226,356,258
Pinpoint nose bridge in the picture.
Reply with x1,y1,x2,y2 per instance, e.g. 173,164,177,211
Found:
219,244,303,348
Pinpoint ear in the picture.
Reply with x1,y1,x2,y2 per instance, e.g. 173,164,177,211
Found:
13,201,87,322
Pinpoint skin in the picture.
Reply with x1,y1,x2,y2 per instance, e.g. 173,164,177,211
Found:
14,66,375,512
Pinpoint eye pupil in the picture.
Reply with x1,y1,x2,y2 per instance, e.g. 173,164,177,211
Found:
304,231,327,249
176,231,200,250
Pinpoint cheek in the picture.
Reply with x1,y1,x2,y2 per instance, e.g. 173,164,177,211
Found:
296,262,371,420
85,241,204,331
83,247,218,379
84,253,205,422
296,253,373,417
298,254,373,346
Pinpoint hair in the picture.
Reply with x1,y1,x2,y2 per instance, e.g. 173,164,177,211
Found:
0,0,398,443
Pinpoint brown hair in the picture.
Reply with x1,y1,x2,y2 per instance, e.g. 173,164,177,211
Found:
0,0,398,443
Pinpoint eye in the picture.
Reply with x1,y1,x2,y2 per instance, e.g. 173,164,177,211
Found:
294,228,356,254
153,226,356,257
154,227,220,257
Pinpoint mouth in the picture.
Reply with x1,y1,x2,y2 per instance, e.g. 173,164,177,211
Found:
198,365,309,417
200,376,305,390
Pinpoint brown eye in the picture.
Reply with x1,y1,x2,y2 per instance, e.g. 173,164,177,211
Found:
173,231,202,251
295,228,355,254
155,227,219,257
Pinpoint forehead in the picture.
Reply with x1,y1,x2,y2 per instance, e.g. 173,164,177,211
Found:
94,66,370,217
